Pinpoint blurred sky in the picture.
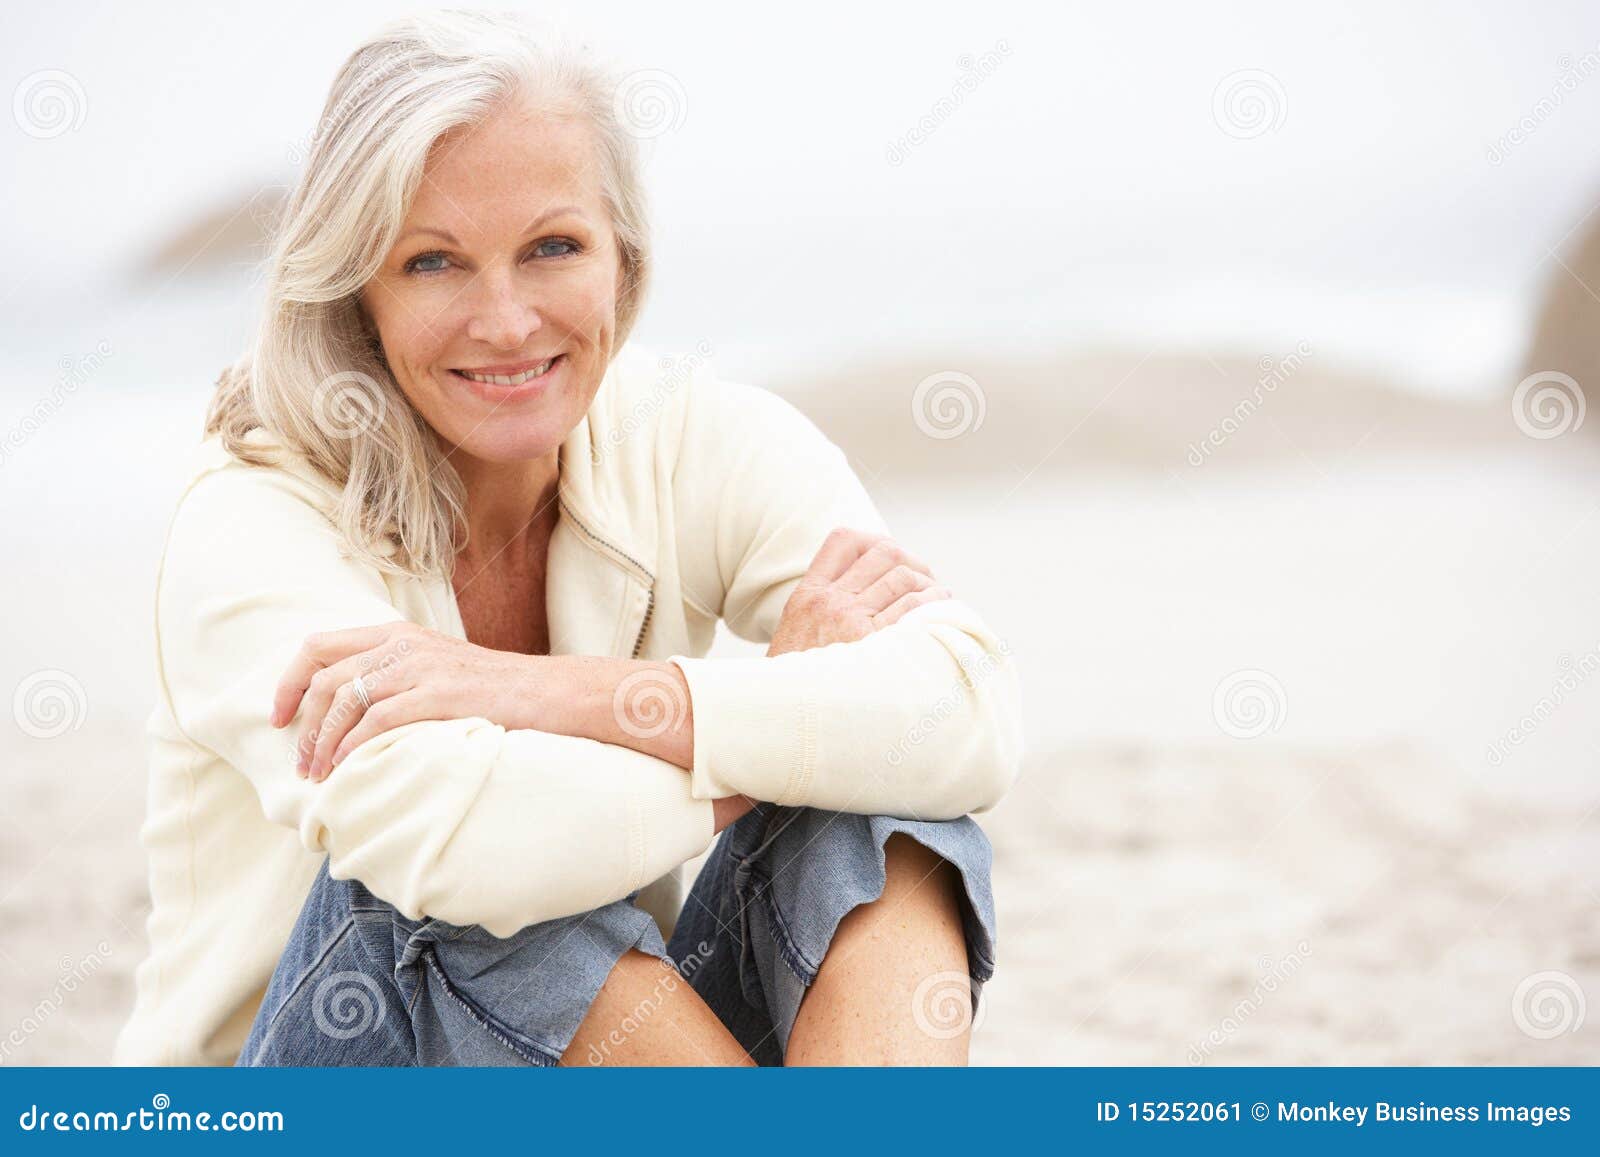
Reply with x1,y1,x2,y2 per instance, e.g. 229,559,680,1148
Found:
7,0,1600,394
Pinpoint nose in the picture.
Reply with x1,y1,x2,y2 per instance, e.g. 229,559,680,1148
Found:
464,267,541,350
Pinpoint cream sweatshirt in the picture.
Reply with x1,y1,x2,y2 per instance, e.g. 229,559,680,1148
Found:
114,344,1024,1064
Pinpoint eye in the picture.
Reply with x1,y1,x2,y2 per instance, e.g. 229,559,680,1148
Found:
530,237,581,260
403,250,450,275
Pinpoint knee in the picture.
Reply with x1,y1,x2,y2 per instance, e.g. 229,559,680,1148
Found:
878,832,963,910
882,830,954,877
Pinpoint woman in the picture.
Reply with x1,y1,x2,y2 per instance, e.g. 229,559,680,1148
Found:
115,11,1023,1067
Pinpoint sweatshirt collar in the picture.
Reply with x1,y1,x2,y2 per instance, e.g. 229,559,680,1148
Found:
549,347,658,585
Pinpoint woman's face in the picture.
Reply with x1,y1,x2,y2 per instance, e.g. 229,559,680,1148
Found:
361,98,621,464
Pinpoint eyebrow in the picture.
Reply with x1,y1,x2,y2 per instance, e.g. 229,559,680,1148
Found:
396,205,587,247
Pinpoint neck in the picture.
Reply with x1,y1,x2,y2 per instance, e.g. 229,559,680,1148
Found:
450,448,561,565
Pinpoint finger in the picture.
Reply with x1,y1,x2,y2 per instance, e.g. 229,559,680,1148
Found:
293,651,409,775
291,655,362,774
858,565,933,614
836,539,933,595
271,622,407,727
871,585,952,629
309,682,369,781
308,661,414,780
803,527,882,584
327,693,431,774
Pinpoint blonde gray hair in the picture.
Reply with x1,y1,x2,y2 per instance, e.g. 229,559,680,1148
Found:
205,10,652,578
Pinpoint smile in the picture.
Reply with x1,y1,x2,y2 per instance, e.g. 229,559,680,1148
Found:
452,355,560,386
448,354,564,401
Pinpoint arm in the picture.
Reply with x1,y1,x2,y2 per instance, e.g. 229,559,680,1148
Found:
665,373,1026,819
155,462,715,936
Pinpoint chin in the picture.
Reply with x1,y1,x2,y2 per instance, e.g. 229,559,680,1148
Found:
452,422,568,463
457,428,563,464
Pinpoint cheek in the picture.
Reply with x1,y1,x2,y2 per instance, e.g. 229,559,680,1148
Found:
380,317,448,379
557,267,619,338
364,287,449,372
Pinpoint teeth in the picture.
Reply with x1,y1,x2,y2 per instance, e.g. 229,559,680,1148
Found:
459,358,554,386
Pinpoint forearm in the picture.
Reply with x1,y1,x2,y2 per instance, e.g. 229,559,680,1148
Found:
543,655,696,768
534,604,1021,821
669,600,1024,817
537,655,756,830
301,719,718,932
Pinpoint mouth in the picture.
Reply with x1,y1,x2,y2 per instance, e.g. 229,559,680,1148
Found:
448,354,564,399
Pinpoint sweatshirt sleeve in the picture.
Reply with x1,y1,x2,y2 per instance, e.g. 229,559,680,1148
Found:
666,373,1025,820
155,462,715,937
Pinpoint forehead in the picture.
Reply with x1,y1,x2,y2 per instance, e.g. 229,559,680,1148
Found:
406,99,606,240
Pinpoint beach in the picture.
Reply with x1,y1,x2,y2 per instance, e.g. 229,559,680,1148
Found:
2,348,1593,1064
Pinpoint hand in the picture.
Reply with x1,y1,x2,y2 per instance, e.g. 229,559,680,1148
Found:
709,529,950,831
766,528,952,658
270,621,550,781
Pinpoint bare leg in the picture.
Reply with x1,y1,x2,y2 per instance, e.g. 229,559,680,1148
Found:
561,949,756,1067
784,832,972,1065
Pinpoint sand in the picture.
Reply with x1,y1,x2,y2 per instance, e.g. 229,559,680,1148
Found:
3,735,1592,1065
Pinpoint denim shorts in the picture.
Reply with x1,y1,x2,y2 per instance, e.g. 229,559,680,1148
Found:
236,803,997,1067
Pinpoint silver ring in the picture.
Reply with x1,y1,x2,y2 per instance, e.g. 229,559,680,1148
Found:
350,673,372,710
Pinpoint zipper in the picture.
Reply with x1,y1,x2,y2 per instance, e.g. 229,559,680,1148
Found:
556,496,653,582
557,495,656,659
630,588,656,660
